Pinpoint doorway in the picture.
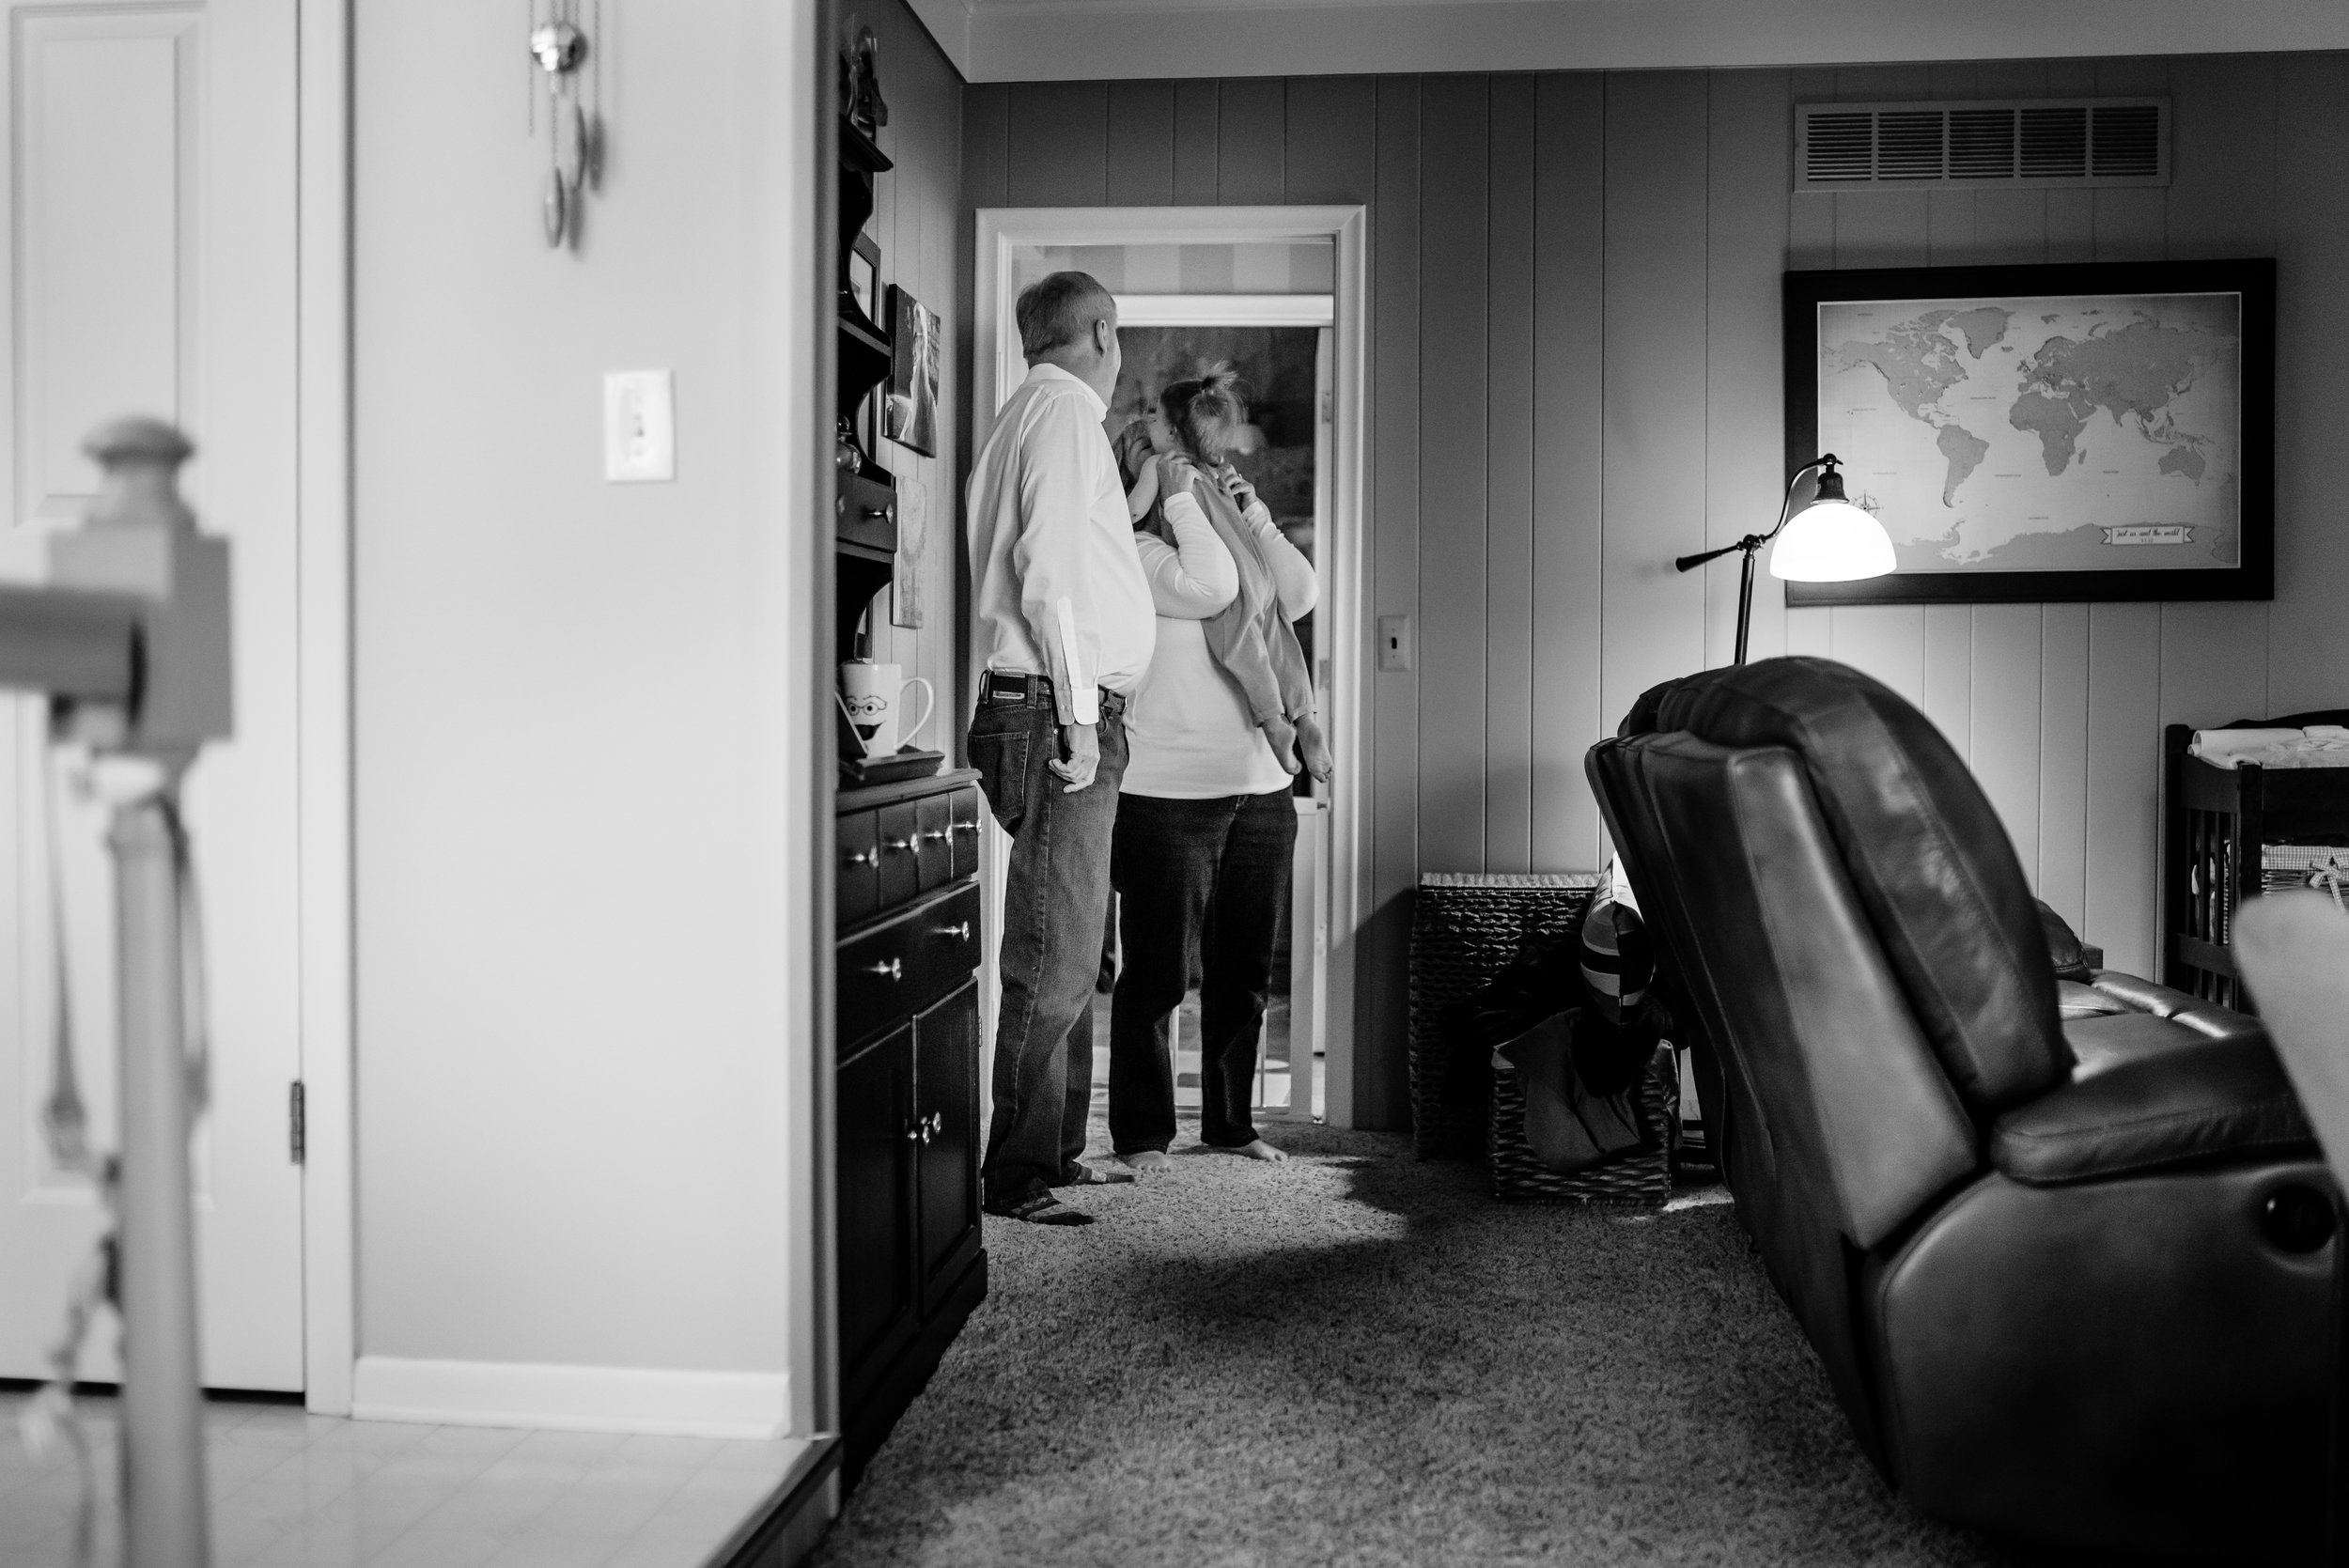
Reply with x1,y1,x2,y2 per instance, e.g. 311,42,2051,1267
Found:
972,206,1368,1130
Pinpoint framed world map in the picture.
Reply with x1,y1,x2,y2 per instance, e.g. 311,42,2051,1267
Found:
1782,258,2274,605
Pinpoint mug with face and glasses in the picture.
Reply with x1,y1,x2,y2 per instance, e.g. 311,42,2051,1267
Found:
837,660,937,757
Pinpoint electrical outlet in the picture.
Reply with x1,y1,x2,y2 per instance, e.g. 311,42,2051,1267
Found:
1377,614,1413,673
604,369,675,482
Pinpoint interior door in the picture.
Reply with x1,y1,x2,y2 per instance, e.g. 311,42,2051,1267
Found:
0,0,303,1390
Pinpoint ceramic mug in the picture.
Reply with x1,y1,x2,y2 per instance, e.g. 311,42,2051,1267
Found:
838,660,936,757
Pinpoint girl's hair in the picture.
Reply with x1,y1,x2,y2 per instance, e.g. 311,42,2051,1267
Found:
1159,365,1247,465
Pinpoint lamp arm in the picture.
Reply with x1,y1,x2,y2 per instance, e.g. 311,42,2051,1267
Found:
1672,457,1835,575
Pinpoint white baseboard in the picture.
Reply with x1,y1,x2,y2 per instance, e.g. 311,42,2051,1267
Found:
351,1357,791,1439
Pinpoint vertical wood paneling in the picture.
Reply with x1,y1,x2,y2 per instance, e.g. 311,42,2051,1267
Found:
1416,75,1490,871
968,51,2338,1129
2268,54,2349,716
1705,69,1791,671
2086,602,2162,975
1284,77,1376,205
1216,79,1285,204
1172,80,1219,204
1484,76,1536,871
1602,72,1709,739
1004,84,1106,207
1363,75,1422,1128
1104,81,1174,206
2036,604,2091,927
1921,605,1973,761
1972,604,2044,887
1532,73,1606,874
1787,67,1836,272
1833,609,1924,710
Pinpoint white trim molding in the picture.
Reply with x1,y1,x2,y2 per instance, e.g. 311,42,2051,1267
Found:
297,0,357,1419
1113,293,1333,328
351,1358,794,1439
925,0,2349,83
975,205,1369,1128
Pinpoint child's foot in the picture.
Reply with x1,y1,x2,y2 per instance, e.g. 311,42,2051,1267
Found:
1262,713,1301,774
1221,1139,1287,1163
1117,1150,1176,1177
1296,714,1334,783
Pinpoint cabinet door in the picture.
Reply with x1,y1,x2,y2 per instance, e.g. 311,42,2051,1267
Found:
836,1024,918,1409
914,979,984,1317
948,786,983,880
876,801,922,909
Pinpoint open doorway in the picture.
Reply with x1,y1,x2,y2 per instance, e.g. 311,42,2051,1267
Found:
972,206,1368,1130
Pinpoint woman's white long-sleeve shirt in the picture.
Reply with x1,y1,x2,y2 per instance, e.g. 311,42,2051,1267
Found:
1124,488,1318,800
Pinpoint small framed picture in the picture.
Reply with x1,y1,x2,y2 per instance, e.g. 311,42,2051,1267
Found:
847,233,879,327
886,284,941,458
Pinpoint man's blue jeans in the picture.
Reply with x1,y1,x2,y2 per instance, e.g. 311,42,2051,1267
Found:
968,687,1128,1209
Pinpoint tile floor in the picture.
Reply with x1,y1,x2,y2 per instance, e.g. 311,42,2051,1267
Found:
0,1389,810,1568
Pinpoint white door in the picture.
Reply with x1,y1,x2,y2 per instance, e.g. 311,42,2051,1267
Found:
0,0,303,1390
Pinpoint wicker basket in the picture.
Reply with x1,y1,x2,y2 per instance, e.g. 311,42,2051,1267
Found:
1489,1042,1676,1204
1408,872,1601,1158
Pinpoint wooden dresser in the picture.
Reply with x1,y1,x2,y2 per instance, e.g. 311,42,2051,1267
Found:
834,768,987,1485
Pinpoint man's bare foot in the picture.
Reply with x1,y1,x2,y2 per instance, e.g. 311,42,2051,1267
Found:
1296,714,1334,783
1261,714,1301,775
1226,1139,1287,1163
1118,1149,1176,1176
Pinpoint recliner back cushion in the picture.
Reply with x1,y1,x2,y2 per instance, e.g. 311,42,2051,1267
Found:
1619,657,2067,1116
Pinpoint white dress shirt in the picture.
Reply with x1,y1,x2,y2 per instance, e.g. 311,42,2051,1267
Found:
965,364,1154,725
1124,491,1319,800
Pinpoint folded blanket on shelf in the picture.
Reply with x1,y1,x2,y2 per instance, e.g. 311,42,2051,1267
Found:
2189,725,2349,768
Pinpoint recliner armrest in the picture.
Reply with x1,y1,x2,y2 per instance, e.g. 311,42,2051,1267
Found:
1991,1035,2314,1186
2088,971,2265,1042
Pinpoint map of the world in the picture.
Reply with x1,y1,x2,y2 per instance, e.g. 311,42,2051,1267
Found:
1814,291,2244,573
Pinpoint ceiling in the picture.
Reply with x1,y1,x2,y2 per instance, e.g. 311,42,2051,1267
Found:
907,0,2349,85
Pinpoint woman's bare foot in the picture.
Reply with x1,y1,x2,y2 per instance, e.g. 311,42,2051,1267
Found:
1225,1139,1287,1163
1117,1149,1176,1177
1261,714,1301,774
1295,713,1334,783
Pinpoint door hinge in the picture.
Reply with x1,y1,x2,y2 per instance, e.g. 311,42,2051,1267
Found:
288,1080,306,1165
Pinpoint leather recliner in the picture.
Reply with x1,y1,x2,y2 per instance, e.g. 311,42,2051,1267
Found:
1587,657,2340,1561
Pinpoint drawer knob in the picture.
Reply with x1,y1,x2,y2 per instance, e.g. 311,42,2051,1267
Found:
865,957,903,981
885,837,915,852
951,820,978,835
904,1112,941,1145
845,847,876,866
938,920,972,941
922,829,949,844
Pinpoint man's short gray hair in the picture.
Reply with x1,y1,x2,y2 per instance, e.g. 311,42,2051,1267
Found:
1016,272,1115,359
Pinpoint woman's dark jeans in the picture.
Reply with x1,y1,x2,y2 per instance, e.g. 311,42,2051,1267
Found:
1108,789,1297,1154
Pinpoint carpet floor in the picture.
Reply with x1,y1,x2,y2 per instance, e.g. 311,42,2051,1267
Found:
811,1121,2024,1568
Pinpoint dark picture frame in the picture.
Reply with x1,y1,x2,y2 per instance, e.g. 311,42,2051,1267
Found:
1783,257,2274,605
885,284,940,458
846,232,879,331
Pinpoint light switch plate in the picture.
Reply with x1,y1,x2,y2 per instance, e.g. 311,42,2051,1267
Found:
604,369,675,482
1377,613,1413,673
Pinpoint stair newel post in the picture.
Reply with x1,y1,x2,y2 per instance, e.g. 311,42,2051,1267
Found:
61,417,225,1568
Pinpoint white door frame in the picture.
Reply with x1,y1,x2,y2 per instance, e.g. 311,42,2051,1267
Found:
972,206,1368,1128
295,0,355,1415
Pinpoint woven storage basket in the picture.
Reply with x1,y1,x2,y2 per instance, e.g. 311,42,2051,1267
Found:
1489,1043,1676,1203
1408,872,1601,1158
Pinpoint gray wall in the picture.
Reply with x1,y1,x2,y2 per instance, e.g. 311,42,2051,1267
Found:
963,54,2349,1128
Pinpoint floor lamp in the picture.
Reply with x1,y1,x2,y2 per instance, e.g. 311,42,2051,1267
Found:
1675,454,1895,664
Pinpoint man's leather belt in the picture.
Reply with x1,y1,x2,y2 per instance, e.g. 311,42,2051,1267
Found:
979,669,1125,717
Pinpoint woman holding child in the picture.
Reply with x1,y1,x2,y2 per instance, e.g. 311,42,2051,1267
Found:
1107,369,1329,1173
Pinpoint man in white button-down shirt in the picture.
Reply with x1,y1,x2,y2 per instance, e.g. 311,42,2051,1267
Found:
965,272,1154,1224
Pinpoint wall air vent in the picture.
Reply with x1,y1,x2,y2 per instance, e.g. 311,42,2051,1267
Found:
1796,99,2168,193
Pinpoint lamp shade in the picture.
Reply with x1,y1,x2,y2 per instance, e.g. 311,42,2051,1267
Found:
1768,498,1896,582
